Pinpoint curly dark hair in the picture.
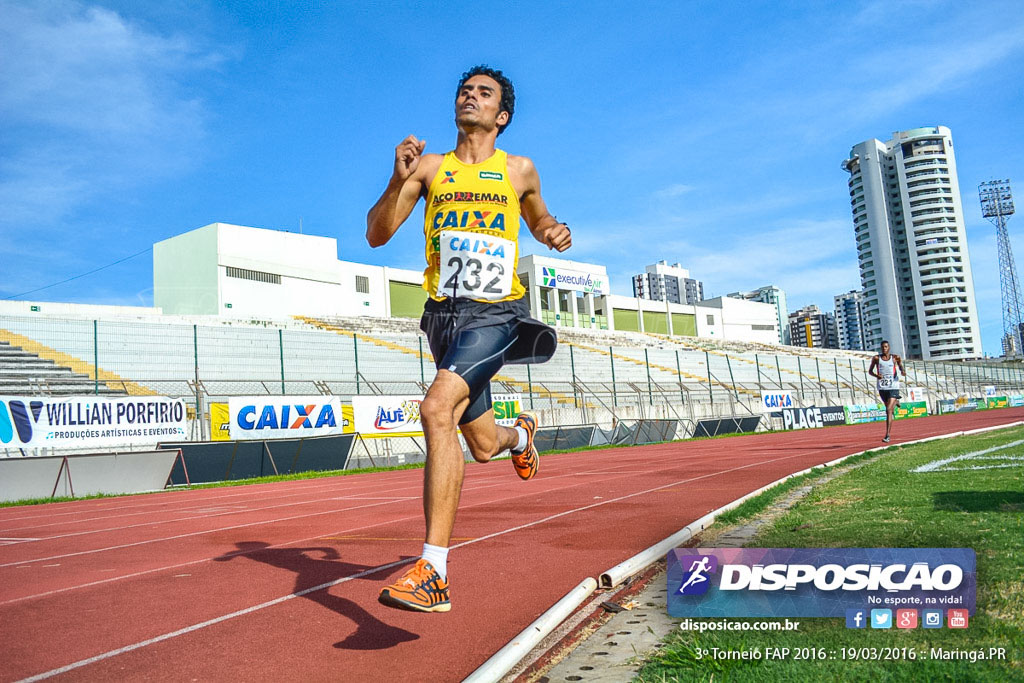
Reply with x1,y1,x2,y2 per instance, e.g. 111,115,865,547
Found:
456,65,515,135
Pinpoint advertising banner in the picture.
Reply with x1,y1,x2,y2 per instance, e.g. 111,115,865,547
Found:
781,406,845,430
1010,395,1024,408
983,385,996,397
894,401,929,420
986,396,1009,410
0,395,186,451
667,548,976,618
906,386,927,403
759,390,794,412
938,397,986,414
844,403,886,424
210,402,231,441
227,397,345,441
352,394,522,437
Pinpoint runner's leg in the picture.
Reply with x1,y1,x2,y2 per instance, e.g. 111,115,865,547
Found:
461,409,519,463
420,369,472,548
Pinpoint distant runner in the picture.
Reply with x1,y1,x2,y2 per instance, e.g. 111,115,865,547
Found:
868,340,906,443
366,65,571,613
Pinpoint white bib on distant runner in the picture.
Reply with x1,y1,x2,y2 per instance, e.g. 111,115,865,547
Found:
877,356,899,390
436,230,516,301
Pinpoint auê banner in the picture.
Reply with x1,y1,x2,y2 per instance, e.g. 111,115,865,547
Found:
352,394,522,437
667,548,975,618
228,397,344,441
0,395,187,451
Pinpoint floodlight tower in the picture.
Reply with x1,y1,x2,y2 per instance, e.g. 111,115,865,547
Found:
979,179,1022,356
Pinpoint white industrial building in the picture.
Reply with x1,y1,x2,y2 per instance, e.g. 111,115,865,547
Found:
143,222,782,344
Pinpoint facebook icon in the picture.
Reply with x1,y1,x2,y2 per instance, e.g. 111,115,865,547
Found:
846,608,867,629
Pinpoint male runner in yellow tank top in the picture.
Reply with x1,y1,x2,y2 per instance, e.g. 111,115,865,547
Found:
367,66,571,613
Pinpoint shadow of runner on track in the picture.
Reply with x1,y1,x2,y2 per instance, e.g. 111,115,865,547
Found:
214,541,419,651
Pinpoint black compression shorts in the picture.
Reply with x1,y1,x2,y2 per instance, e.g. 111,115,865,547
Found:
420,297,557,424
879,389,901,403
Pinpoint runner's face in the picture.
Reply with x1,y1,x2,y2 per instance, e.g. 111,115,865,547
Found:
455,75,508,132
881,343,890,356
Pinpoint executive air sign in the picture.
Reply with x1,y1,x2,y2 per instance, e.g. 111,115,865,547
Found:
667,548,976,618
539,266,608,295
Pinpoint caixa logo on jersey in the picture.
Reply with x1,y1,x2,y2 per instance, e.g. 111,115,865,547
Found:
667,548,975,618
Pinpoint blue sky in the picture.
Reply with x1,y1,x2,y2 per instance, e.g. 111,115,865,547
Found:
2,0,1023,357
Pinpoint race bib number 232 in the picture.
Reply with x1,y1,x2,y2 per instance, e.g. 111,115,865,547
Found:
436,230,515,300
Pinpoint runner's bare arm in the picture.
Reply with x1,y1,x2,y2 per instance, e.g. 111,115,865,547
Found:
896,354,907,378
366,136,437,247
509,155,571,252
868,356,880,379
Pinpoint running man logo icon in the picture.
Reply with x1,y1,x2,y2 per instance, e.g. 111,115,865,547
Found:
676,554,718,595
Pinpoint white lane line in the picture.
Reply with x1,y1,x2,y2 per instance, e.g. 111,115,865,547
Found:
0,463,653,606
0,468,506,542
14,444,848,682
14,556,413,683
911,438,1024,472
0,499,402,569
0,477,519,568
0,465,432,527
0,472,432,533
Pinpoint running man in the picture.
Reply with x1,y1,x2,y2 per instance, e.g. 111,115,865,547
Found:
366,66,571,612
868,340,906,443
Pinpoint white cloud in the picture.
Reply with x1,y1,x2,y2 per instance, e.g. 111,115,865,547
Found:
0,1,223,226
653,183,695,198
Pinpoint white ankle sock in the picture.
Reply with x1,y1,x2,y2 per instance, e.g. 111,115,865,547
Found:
421,543,449,580
512,426,528,453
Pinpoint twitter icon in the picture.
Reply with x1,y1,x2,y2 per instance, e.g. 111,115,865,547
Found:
870,609,892,629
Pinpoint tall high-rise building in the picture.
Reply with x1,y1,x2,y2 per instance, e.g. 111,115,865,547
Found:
834,290,867,351
841,126,982,360
789,304,838,349
632,261,704,305
727,285,790,345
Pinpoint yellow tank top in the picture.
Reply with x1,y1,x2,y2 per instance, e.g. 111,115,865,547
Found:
423,149,524,302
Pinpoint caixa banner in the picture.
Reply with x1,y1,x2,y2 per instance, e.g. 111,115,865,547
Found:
667,548,975,617
228,397,344,441
0,395,187,451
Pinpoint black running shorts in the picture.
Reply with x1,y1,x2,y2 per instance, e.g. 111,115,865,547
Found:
420,296,557,424
879,389,901,403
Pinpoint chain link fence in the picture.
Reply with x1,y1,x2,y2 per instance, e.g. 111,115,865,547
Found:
3,314,1022,442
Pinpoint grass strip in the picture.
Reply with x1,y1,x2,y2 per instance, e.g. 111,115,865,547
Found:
636,424,1024,682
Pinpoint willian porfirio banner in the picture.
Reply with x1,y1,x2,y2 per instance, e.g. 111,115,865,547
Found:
0,395,187,451
667,548,975,618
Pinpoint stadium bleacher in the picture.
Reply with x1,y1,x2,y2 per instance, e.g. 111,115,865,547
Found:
1,311,1019,424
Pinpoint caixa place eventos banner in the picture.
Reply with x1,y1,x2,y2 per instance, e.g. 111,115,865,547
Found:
667,548,975,617
228,397,344,441
0,395,187,451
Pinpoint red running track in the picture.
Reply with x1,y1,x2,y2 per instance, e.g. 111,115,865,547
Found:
1,409,1021,682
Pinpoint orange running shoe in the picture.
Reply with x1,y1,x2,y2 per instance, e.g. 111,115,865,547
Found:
510,412,539,480
378,559,450,613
